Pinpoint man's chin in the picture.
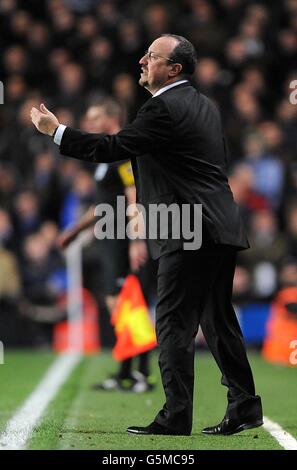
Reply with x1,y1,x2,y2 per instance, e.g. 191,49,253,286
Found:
139,76,149,88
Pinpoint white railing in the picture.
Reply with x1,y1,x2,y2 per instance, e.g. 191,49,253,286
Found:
65,230,93,353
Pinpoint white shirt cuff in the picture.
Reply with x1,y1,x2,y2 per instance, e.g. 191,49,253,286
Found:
54,124,67,145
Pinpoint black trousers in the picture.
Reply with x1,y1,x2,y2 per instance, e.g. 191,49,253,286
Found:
154,245,261,435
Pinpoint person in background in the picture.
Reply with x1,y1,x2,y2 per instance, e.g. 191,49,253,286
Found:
58,98,155,393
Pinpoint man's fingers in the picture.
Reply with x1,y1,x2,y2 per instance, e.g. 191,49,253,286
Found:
30,103,59,135
40,103,51,114
30,104,48,117
30,107,40,126
30,107,39,117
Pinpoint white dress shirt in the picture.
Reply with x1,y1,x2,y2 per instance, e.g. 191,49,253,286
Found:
152,79,188,97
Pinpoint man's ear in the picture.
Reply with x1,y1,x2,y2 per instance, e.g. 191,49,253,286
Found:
168,63,183,77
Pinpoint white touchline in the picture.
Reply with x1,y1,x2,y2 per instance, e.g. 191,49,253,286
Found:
263,416,297,450
0,353,81,450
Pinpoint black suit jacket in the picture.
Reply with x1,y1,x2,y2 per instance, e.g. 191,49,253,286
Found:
60,82,249,259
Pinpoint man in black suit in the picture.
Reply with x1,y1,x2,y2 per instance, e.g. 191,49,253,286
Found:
31,34,263,436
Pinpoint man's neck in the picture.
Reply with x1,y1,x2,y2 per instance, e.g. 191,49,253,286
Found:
106,125,121,134
148,77,185,96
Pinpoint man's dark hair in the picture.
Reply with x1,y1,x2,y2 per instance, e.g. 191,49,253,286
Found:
87,97,124,125
162,34,197,76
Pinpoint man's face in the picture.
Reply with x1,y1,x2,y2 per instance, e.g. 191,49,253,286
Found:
139,36,178,94
85,106,110,133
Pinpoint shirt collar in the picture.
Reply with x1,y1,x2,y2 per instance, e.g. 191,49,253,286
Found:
153,80,188,98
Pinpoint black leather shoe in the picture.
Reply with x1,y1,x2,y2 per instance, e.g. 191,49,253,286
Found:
202,417,263,436
127,422,187,436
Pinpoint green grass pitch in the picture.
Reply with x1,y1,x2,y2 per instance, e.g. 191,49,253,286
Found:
0,350,296,450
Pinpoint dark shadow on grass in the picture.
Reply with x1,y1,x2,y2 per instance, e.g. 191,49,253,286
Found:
62,429,124,435
62,428,200,437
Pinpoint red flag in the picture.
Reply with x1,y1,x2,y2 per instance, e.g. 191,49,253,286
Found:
111,275,157,361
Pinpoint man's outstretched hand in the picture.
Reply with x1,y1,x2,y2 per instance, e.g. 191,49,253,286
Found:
30,103,60,136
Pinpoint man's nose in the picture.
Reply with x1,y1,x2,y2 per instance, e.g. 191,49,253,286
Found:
139,54,148,65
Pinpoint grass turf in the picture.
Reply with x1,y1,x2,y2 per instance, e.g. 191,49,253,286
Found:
25,350,295,450
0,351,55,432
251,355,297,441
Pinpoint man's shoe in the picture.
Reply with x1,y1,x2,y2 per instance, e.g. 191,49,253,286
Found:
127,422,186,436
202,417,263,436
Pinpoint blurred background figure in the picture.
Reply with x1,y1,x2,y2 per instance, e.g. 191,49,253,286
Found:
57,98,156,392
19,229,66,347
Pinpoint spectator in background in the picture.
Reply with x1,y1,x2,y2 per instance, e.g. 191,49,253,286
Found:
0,242,20,301
225,86,262,158
116,19,144,75
238,17,265,60
216,0,244,34
193,57,231,109
0,165,18,211
285,203,297,257
6,97,55,180
56,63,86,113
0,208,16,252
241,209,288,300
232,264,252,304
49,5,75,48
60,169,96,229
40,221,60,254
96,0,122,33
2,45,29,82
224,37,248,75
63,0,98,14
242,133,284,209
0,0,17,25
87,37,115,92
276,99,297,159
40,220,65,284
229,163,254,206
112,72,140,120
179,0,225,56
9,9,31,43
32,151,61,222
5,75,27,111
19,231,65,342
229,162,268,224
26,22,51,88
240,66,268,109
278,257,297,288
142,3,171,42
13,190,42,241
71,15,99,59
48,47,71,75
0,233,21,341
277,29,297,76
258,121,285,157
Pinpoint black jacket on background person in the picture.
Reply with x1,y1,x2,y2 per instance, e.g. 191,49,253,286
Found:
59,82,249,259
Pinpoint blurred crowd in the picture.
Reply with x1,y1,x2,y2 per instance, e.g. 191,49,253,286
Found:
0,0,297,345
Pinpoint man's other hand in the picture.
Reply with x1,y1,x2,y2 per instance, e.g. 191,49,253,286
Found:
30,103,60,136
56,229,78,250
129,240,148,272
